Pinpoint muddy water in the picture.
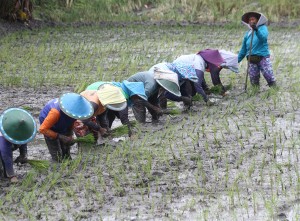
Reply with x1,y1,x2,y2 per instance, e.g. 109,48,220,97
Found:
1,27,300,220
0,85,299,220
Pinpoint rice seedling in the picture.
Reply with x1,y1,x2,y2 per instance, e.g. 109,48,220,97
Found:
27,160,50,170
74,133,95,144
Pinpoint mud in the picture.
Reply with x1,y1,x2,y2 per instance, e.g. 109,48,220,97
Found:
1,85,299,220
1,24,300,220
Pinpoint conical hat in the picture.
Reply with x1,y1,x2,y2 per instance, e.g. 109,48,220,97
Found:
59,93,94,120
97,84,127,111
153,68,181,97
241,12,261,24
0,108,37,145
86,81,105,90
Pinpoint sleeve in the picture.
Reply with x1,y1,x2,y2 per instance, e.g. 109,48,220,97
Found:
238,34,247,63
256,25,268,42
118,106,130,125
208,63,222,86
96,111,110,129
0,136,14,177
82,119,100,131
194,69,208,102
39,108,60,139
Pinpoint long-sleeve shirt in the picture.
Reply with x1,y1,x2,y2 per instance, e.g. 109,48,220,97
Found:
150,61,208,101
127,71,158,98
0,133,27,177
238,25,270,63
39,98,76,139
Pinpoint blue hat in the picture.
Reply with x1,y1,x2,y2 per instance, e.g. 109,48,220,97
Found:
0,108,37,145
59,93,94,120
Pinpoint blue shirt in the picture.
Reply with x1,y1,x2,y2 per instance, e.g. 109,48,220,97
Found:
238,25,270,63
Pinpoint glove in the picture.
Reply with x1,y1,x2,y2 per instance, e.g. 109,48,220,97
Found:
250,24,257,31
58,134,75,145
14,155,28,164
206,99,215,106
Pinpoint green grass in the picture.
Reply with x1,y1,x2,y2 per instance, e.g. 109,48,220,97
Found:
0,25,245,88
28,0,300,23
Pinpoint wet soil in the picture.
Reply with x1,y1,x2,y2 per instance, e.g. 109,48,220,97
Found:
1,84,300,220
0,22,300,220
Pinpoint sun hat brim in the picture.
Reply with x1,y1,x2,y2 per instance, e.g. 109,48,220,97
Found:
106,102,127,111
59,93,94,120
97,83,127,106
0,108,37,145
156,79,181,97
242,12,261,24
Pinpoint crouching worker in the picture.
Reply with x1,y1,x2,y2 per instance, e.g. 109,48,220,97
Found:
0,108,37,183
39,93,94,162
86,80,147,137
75,85,128,138
127,71,182,123
149,63,196,108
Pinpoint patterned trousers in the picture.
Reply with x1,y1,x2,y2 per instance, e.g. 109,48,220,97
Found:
249,56,276,86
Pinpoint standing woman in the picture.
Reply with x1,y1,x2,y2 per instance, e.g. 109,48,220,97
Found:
238,12,276,87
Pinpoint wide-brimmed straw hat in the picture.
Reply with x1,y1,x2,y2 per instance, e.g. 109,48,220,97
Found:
0,108,37,145
97,83,127,111
242,12,261,24
154,68,181,97
59,93,94,120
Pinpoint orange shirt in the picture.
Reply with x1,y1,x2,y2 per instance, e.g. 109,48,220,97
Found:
39,109,60,139
80,90,105,116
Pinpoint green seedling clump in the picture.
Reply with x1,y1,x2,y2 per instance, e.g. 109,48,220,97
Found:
27,160,50,170
111,121,137,137
166,108,181,115
74,134,96,144
192,94,203,102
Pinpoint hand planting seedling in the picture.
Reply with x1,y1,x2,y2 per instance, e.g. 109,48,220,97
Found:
74,133,96,144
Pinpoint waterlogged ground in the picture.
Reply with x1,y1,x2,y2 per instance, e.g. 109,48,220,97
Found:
1,23,300,220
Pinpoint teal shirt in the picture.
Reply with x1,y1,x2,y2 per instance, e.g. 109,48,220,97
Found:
238,25,270,63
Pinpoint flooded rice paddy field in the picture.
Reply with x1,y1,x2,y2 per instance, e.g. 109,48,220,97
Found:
0,24,300,220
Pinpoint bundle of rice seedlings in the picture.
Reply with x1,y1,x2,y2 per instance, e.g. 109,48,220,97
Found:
167,101,177,108
111,121,137,137
111,125,129,137
74,133,95,144
167,108,181,115
27,160,50,170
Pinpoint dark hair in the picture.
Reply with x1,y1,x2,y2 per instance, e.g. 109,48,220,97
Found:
247,13,260,20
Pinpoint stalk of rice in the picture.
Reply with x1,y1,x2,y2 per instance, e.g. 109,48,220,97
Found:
168,109,181,115
111,121,137,137
111,125,129,137
163,108,181,115
74,133,95,144
27,160,50,170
